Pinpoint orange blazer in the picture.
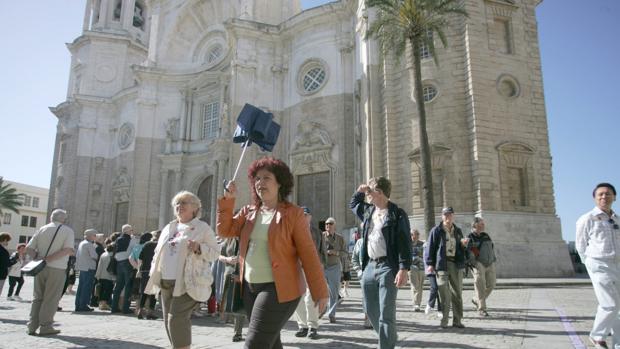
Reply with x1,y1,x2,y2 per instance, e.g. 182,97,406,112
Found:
217,197,328,303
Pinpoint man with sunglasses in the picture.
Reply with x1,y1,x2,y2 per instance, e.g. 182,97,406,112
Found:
322,217,346,323
577,182,619,349
350,177,412,349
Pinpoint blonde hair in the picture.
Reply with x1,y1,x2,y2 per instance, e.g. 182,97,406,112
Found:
170,190,202,219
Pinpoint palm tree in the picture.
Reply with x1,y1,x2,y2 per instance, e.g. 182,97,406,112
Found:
366,0,467,233
0,177,23,218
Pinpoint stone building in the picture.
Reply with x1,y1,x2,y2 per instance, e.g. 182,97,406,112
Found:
48,0,573,276
1,180,49,251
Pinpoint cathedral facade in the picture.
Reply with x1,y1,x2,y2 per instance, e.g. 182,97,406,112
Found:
48,0,573,277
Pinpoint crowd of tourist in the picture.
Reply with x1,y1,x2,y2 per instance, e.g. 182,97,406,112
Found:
21,157,618,349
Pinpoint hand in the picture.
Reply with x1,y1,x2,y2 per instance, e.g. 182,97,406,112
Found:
461,238,470,247
316,297,329,317
395,269,408,287
426,265,435,274
357,184,370,193
187,239,201,254
224,180,237,199
229,256,239,265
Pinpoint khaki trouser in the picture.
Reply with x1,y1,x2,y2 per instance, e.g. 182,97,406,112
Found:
28,266,67,332
160,279,198,348
408,268,425,307
294,287,319,329
437,261,463,326
472,262,496,311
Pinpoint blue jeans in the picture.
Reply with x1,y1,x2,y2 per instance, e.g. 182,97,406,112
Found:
111,260,133,312
75,269,95,310
324,263,342,317
362,260,398,349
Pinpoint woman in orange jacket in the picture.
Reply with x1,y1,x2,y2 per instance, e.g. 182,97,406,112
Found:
217,157,328,349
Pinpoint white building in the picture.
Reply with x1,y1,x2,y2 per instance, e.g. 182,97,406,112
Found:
1,180,49,251
48,0,573,277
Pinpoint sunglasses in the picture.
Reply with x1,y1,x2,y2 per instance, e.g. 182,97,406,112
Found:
610,219,619,230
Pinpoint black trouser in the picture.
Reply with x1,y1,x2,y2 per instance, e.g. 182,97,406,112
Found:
427,274,442,311
139,271,156,309
243,282,300,349
99,279,114,303
8,276,24,297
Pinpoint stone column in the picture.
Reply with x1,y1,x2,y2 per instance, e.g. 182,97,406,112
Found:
158,170,169,227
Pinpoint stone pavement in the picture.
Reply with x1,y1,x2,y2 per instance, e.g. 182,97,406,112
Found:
0,277,600,349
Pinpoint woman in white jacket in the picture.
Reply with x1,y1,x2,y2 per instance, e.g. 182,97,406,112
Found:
145,191,220,349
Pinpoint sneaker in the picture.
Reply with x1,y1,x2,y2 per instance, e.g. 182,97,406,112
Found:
7,296,14,301
425,304,432,315
437,312,443,320
479,310,489,317
295,328,309,337
413,305,421,312
308,328,319,339
439,322,449,329
589,337,609,349
13,295,22,301
39,328,61,336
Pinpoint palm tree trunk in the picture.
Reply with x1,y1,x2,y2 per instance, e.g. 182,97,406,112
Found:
410,38,435,233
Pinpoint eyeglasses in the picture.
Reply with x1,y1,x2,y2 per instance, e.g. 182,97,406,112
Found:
609,219,619,230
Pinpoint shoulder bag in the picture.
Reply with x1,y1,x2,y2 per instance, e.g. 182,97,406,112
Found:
21,224,62,276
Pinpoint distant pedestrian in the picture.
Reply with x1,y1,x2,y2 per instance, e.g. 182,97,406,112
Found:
7,243,27,300
0,232,12,296
323,216,346,323
467,217,497,317
26,209,75,336
576,182,619,349
110,224,138,314
95,244,116,311
408,229,425,312
75,229,99,312
137,231,159,319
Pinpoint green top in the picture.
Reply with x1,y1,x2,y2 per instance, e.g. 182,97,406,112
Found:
244,211,275,283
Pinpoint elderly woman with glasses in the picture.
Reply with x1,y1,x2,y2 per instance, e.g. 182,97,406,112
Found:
145,190,220,349
218,157,329,349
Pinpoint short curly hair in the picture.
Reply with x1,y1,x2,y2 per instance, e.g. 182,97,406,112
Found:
248,157,294,205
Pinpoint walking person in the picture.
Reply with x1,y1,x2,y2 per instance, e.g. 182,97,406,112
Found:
408,229,425,312
293,206,326,340
425,207,468,329
218,157,328,349
7,243,27,300
576,183,620,349
137,231,159,319
95,244,116,311
75,229,99,312
25,209,75,336
350,177,412,349
0,232,12,296
467,217,497,317
322,216,346,323
110,224,138,314
145,191,220,349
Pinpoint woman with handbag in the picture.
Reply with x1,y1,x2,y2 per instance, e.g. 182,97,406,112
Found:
145,190,220,349
218,157,329,349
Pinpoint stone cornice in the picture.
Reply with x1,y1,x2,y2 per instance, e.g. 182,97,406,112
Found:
68,31,148,55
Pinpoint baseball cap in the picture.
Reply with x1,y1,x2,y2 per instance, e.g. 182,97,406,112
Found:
441,207,454,215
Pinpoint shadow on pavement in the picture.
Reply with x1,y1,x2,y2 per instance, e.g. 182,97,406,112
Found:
55,335,162,349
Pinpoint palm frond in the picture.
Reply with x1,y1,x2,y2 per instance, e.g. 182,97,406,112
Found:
0,177,23,215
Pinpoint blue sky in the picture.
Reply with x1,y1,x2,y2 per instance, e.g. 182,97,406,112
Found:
1,0,618,242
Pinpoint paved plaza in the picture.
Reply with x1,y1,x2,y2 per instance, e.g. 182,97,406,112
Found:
0,277,599,348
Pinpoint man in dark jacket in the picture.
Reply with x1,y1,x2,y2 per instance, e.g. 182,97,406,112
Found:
425,207,468,329
350,176,412,349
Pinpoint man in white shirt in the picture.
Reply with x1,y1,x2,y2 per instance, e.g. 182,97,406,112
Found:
26,209,75,336
576,183,619,349
75,229,99,312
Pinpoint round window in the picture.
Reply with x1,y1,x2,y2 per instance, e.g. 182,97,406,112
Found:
207,44,223,64
297,59,329,95
496,74,520,99
422,85,438,102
